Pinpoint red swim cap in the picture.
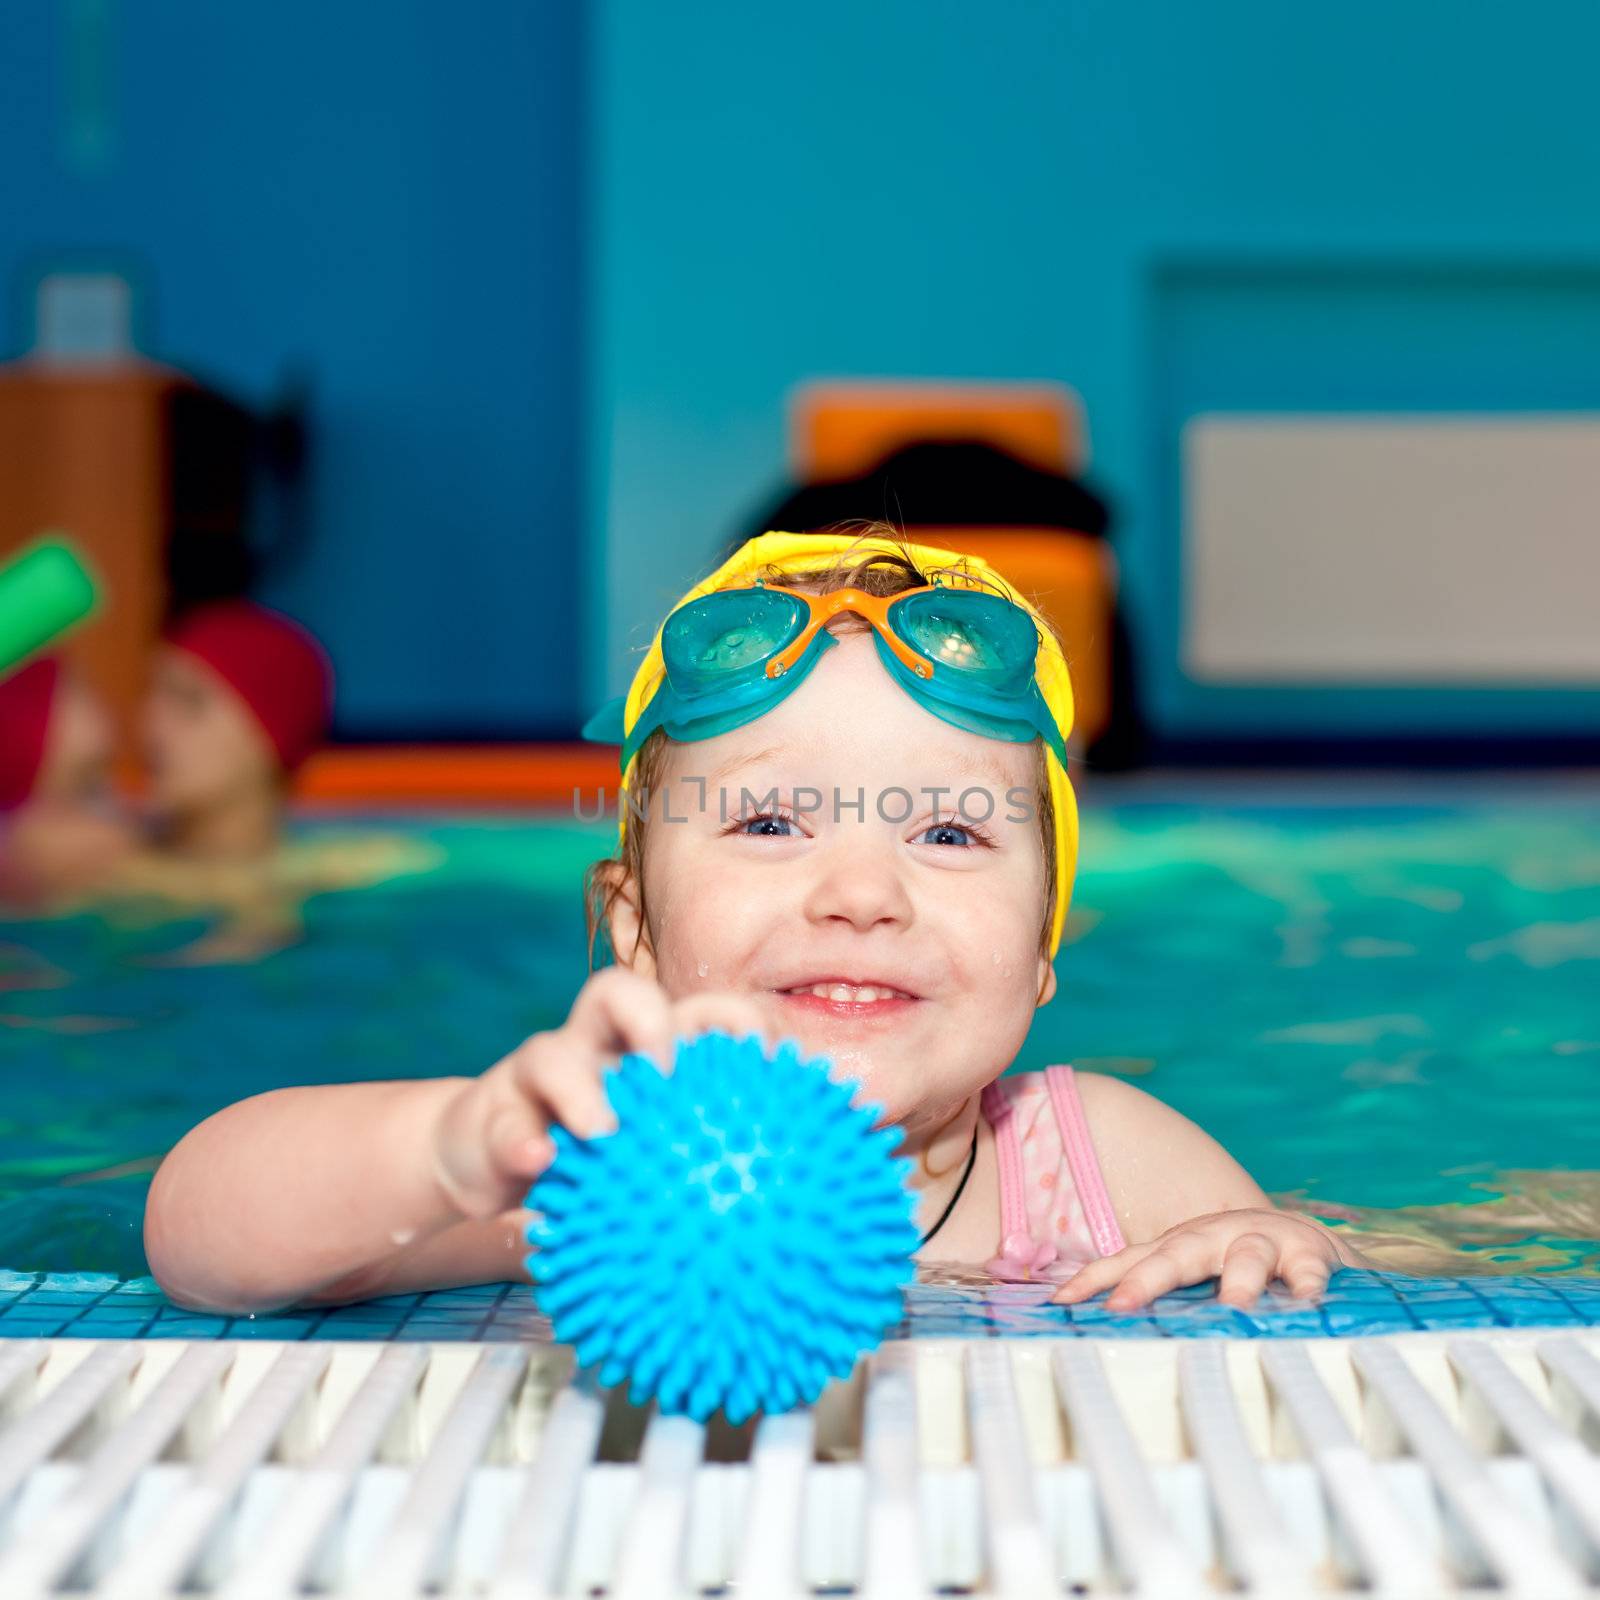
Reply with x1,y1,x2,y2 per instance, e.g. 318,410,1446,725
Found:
0,657,60,811
165,602,333,771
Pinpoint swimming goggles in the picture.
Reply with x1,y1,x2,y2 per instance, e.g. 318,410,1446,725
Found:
583,578,1070,774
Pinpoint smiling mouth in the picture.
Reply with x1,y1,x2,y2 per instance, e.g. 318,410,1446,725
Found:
778,981,918,1004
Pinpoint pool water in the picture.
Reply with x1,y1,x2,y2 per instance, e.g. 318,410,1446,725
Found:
2,779,1598,1281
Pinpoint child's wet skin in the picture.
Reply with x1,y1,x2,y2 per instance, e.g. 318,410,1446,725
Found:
611,629,1055,1147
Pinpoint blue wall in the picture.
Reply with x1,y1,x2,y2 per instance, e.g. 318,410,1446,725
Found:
2,3,585,738
591,0,1600,740
8,4,1599,741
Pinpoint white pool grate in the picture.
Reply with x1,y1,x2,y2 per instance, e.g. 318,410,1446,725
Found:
3,1332,1600,1595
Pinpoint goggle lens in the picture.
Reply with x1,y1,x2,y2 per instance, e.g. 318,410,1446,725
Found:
664,589,803,691
894,589,1037,687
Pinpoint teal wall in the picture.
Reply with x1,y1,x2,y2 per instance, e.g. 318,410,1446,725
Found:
7,4,1598,741
590,1,1600,740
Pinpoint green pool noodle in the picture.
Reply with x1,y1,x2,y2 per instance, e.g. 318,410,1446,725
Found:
0,538,98,679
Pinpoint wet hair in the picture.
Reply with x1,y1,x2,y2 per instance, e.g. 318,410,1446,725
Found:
584,525,1060,969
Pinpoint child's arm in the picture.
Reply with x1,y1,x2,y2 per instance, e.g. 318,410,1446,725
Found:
1051,1074,1365,1309
145,970,772,1313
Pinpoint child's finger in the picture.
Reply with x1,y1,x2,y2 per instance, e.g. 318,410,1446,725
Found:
509,1036,617,1139
1279,1249,1333,1301
1051,1245,1152,1304
1105,1236,1212,1310
487,1103,556,1181
1216,1233,1277,1307
568,967,676,1070
670,992,778,1051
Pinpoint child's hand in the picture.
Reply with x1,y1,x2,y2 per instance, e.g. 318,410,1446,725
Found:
1051,1209,1354,1311
430,968,774,1220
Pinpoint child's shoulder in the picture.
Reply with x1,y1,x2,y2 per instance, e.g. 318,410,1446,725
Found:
987,1065,1160,1128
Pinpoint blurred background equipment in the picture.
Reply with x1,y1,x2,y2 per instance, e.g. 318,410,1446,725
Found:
742,379,1138,764
0,353,273,752
0,537,97,680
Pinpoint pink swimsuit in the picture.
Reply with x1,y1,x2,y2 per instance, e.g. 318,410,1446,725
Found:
980,1067,1126,1282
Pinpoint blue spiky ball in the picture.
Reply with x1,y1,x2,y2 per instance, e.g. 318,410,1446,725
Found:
524,1030,919,1422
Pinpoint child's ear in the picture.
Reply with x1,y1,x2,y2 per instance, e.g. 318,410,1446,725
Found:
1035,956,1057,1007
598,862,657,979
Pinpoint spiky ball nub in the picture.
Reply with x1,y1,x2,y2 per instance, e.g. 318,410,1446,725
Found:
525,1031,918,1423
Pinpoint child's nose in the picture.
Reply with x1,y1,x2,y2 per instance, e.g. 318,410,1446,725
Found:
800,840,914,932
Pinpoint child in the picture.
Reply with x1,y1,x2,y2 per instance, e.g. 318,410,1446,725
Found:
145,531,1360,1314
0,656,136,906
141,600,332,862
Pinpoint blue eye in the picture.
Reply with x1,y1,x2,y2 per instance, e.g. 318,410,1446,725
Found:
740,813,796,838
918,821,977,847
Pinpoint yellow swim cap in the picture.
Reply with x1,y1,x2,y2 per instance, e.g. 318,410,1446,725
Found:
611,530,1078,957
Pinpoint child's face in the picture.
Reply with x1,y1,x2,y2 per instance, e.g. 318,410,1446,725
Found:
140,649,279,820
612,630,1056,1140
36,670,117,802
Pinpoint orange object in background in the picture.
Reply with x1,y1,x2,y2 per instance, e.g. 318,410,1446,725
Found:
792,379,1084,480
0,364,178,748
292,744,617,810
787,380,1114,747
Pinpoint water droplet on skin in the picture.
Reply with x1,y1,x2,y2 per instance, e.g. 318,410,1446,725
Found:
696,961,709,979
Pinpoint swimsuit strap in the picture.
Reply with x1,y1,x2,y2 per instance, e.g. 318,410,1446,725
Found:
1044,1065,1126,1257
981,1067,1126,1280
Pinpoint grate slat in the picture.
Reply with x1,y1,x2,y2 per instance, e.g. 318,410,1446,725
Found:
350,1344,528,1599
486,1374,607,1600
965,1344,1056,1597
860,1344,925,1600
0,1341,143,1507
733,1407,814,1600
99,1344,333,1600
0,1338,46,1411
1353,1339,1585,1596
1448,1339,1600,1571
610,1412,705,1600
217,1342,428,1600
1051,1344,1203,1595
0,1343,234,1596
1260,1341,1443,1597
1178,1342,1315,1593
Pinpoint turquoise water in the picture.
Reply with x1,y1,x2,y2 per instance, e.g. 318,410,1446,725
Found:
2,781,1598,1279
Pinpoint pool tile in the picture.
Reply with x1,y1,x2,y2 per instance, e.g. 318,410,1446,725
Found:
70,1305,156,1324
1409,1299,1504,1328
0,1314,68,1335
1252,1310,1328,1336
224,1318,315,1340
1318,1306,1424,1335
1492,1299,1581,1327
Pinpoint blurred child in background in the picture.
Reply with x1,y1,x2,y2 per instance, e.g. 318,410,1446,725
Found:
1,601,359,959
141,601,332,862
0,658,136,906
